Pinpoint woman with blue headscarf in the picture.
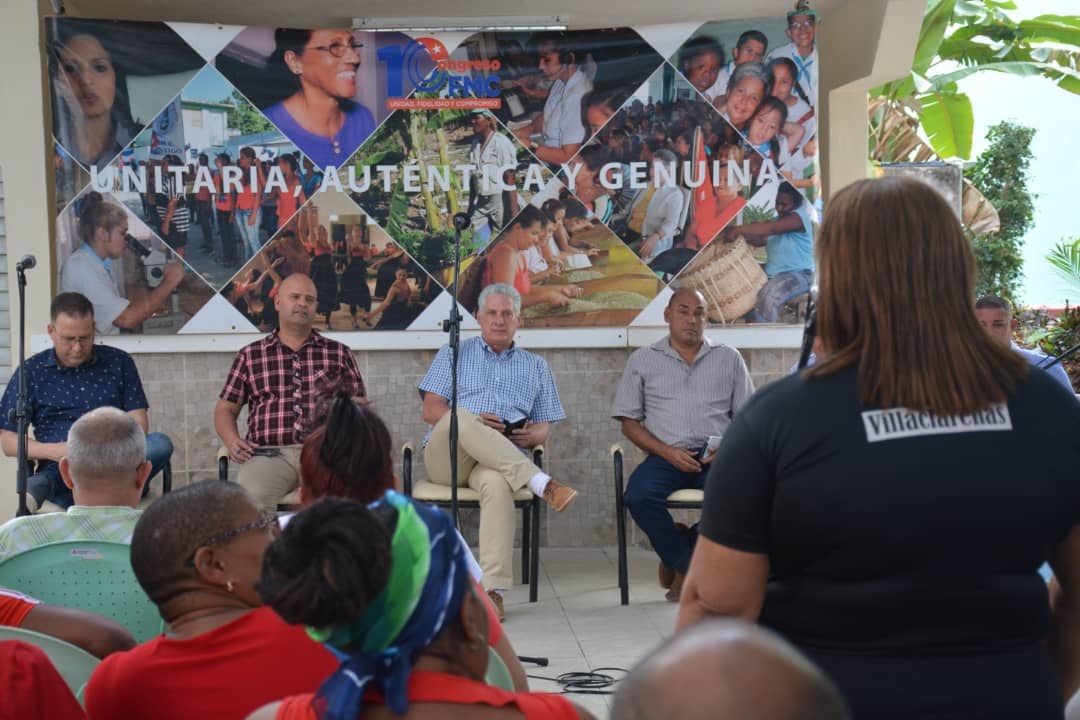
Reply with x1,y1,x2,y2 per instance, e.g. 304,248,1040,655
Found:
249,494,592,720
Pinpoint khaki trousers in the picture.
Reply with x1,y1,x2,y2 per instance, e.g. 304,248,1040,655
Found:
423,409,541,591
236,445,302,514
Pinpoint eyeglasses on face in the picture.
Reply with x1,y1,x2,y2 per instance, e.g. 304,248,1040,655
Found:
185,513,279,565
789,20,815,29
307,41,364,58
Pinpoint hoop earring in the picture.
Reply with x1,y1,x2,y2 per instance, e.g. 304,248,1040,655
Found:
226,580,235,593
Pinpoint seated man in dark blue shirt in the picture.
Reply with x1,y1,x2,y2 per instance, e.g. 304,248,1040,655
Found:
0,293,172,511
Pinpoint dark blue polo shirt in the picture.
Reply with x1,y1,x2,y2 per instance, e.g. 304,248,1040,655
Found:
0,345,148,443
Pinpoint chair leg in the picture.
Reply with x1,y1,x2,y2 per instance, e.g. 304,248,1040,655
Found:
521,504,530,585
614,450,629,606
162,462,172,494
529,498,540,603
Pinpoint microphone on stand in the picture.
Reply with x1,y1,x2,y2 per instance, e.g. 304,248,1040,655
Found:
797,286,818,370
15,255,36,271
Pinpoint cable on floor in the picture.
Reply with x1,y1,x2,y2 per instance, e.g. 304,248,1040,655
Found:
526,667,630,695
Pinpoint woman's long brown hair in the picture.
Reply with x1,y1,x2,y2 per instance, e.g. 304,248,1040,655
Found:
806,176,1026,415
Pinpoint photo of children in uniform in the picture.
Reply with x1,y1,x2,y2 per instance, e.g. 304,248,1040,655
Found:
222,191,438,332
215,28,428,171
445,29,662,171
54,188,214,335
673,13,818,170
346,107,551,286
575,64,759,280
104,65,301,290
671,178,814,325
45,18,205,172
456,182,662,328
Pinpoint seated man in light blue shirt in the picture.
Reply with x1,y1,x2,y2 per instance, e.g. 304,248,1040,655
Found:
0,406,149,562
418,283,579,619
975,295,1074,394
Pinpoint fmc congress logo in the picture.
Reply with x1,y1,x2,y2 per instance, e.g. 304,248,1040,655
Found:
380,37,502,110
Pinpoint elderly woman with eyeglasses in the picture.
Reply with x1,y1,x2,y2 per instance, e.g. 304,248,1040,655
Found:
82,481,338,720
264,28,376,171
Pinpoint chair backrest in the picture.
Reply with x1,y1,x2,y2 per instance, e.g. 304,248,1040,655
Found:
0,625,100,704
0,540,162,643
484,646,515,691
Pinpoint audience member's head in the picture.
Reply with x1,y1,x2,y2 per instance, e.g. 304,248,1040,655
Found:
130,480,277,618
974,295,1015,347
300,386,394,505
60,406,149,507
259,494,486,717
611,619,849,720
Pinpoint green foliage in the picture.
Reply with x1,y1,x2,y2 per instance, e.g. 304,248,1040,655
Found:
965,121,1035,304
1023,303,1080,392
870,1,1080,162
221,90,274,135
1047,237,1080,289
740,204,776,224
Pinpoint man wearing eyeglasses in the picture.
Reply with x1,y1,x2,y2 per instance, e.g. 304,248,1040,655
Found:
0,293,173,512
767,7,819,108
0,408,150,561
215,273,365,514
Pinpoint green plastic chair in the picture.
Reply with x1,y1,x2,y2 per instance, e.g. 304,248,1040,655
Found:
484,646,515,691
0,625,100,704
0,540,162,643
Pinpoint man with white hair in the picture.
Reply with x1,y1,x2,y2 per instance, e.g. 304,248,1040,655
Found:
418,283,578,620
0,407,150,561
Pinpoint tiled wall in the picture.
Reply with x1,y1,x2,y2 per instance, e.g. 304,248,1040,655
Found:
140,346,800,546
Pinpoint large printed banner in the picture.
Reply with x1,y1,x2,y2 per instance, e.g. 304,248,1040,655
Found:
46,14,821,335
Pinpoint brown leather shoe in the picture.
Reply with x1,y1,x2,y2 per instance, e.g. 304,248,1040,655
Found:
487,590,505,621
665,572,685,603
542,479,578,512
658,561,676,590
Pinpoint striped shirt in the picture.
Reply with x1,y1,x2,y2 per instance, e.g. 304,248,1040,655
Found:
0,506,141,563
612,336,754,450
220,331,365,446
418,337,565,444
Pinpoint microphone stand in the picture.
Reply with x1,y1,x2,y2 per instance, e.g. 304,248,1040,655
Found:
1038,340,1080,372
797,288,817,370
12,263,31,516
443,187,478,529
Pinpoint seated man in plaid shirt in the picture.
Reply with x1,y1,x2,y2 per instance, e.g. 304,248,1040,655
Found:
418,283,579,619
215,274,364,512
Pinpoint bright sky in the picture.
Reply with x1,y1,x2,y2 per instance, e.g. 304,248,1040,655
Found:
956,0,1080,307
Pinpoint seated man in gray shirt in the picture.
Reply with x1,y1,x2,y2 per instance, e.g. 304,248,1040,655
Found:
612,287,754,602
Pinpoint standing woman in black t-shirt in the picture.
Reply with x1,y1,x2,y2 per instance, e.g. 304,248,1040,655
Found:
677,176,1080,719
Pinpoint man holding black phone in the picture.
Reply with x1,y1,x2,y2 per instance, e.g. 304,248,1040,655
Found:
612,288,754,602
418,283,578,619
214,274,365,513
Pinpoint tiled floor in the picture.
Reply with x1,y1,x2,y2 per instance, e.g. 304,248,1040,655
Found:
495,547,678,719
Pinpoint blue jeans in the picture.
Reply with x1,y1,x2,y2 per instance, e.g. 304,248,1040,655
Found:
753,269,812,323
624,453,708,574
234,208,262,262
28,432,174,510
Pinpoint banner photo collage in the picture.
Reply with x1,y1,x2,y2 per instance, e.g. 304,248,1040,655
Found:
46,13,821,335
